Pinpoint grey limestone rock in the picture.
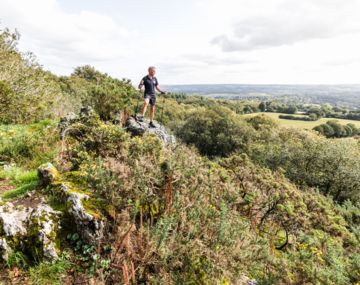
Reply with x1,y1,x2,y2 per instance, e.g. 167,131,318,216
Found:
125,115,176,146
57,182,104,245
38,162,105,245
38,162,59,187
0,200,61,261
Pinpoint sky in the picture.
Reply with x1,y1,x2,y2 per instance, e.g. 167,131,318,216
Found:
1,0,360,85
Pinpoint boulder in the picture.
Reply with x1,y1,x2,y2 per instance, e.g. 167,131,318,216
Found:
58,111,77,140
58,106,99,140
0,198,61,261
38,162,105,245
125,115,176,145
54,182,104,244
38,162,59,186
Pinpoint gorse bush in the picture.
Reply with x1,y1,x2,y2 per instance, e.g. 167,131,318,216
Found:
55,112,360,284
176,110,360,205
0,29,64,124
175,106,255,157
57,65,140,122
1,24,360,285
0,120,60,168
246,122,360,204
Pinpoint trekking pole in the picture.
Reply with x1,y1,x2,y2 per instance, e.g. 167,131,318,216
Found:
134,90,142,118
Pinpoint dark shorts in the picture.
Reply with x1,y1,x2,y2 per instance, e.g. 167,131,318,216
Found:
144,94,156,106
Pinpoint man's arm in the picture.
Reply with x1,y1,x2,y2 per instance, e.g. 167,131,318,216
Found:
155,85,166,94
138,79,144,90
154,79,166,94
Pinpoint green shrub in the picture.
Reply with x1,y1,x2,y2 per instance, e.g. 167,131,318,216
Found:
6,251,28,268
29,254,71,285
0,120,60,168
175,106,254,157
0,166,38,200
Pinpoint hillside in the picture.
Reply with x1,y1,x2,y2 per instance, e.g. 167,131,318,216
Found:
164,84,360,109
1,28,360,285
242,112,360,129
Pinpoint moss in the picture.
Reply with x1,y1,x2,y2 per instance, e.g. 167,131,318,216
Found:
0,181,38,201
4,233,22,253
48,172,106,220
25,222,45,262
53,180,90,194
82,198,105,220
46,194,70,212
0,219,4,236
61,171,88,188
274,229,288,249
24,210,60,263
104,204,116,219
39,163,60,179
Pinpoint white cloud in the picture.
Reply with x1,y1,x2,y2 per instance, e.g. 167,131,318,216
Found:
0,0,137,73
1,0,360,84
210,0,360,51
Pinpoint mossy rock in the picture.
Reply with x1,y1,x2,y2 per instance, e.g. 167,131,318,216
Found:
38,162,59,187
0,201,61,262
41,165,106,245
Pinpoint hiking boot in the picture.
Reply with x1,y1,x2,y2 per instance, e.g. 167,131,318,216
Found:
149,121,156,128
137,115,144,122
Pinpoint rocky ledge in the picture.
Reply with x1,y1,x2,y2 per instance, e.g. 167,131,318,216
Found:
0,162,106,263
125,115,176,145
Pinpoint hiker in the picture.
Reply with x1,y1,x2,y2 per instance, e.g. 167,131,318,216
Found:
138,66,166,128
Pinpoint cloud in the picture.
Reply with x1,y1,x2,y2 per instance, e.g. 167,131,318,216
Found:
210,0,360,52
323,57,360,67
0,0,137,72
181,54,254,66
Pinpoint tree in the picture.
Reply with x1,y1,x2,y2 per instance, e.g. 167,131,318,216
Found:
327,120,347,137
0,28,64,123
322,123,335,137
176,106,254,157
283,105,298,114
259,101,266,112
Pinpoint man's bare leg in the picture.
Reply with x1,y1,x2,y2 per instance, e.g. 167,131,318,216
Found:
142,99,149,117
150,105,155,122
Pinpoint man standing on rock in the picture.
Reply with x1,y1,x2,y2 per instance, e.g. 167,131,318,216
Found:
138,66,166,128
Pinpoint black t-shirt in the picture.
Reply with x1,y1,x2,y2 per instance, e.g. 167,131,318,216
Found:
142,75,158,96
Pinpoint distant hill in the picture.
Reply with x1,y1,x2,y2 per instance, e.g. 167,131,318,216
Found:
164,84,360,109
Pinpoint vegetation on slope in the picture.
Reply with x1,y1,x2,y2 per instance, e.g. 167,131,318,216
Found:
0,27,360,285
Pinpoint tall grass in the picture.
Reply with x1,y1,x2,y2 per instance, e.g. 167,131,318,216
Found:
0,166,38,200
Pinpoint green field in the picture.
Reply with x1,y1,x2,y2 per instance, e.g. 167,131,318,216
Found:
242,112,360,129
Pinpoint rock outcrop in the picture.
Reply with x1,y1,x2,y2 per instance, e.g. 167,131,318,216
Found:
125,115,176,145
53,182,104,244
0,195,61,261
59,107,176,146
0,162,106,263
38,163,105,245
58,106,97,140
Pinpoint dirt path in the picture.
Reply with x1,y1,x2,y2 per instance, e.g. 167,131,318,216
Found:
0,178,14,195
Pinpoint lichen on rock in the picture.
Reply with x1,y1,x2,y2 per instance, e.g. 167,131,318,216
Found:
39,162,106,245
55,182,105,244
0,238,11,260
0,198,61,262
38,162,59,187
27,203,62,260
